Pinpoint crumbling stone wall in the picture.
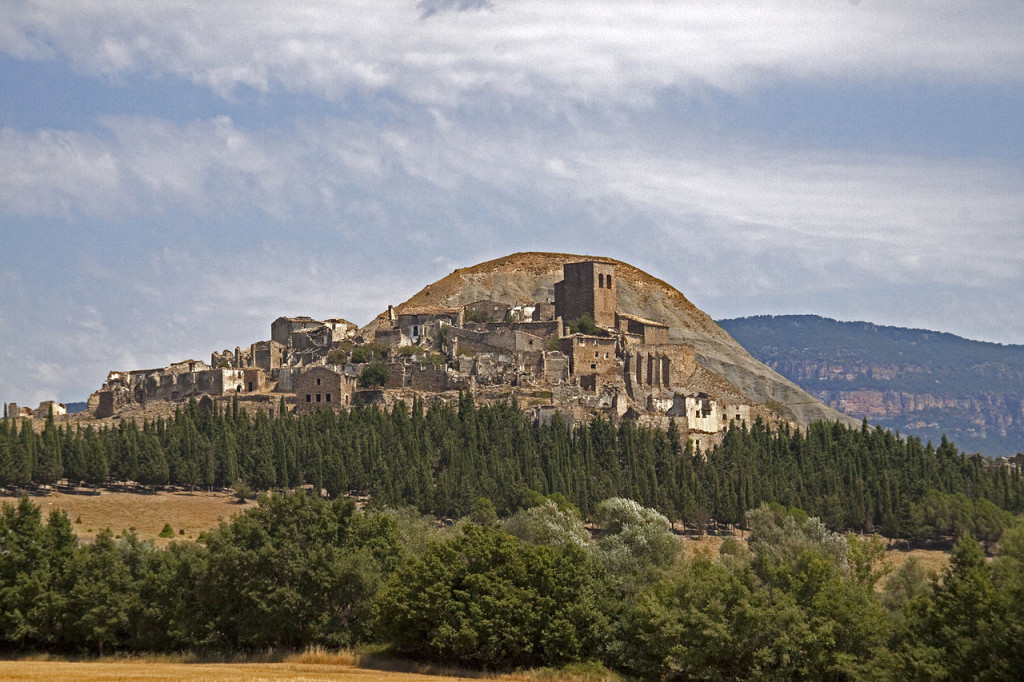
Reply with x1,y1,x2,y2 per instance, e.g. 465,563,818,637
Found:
35,401,66,416
532,301,556,322
243,368,266,393
409,364,460,392
95,392,115,418
385,362,408,389
272,316,320,346
289,325,332,352
463,300,510,322
252,340,286,370
542,351,569,383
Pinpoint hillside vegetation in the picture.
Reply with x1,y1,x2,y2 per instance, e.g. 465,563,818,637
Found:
719,315,1024,455
2,397,1021,541
3,397,1024,677
2,490,1022,679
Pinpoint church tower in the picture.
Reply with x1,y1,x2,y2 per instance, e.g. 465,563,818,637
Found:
554,260,617,328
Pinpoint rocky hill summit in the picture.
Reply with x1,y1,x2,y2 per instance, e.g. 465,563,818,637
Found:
372,252,855,428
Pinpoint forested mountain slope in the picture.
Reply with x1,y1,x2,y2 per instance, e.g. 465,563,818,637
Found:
718,315,1024,455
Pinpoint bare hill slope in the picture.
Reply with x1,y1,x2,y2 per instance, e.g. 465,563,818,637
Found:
371,252,856,427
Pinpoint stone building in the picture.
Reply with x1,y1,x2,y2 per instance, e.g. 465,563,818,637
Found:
36,400,67,417
463,300,511,323
554,260,617,328
324,318,358,342
289,325,333,352
665,393,751,433
616,313,670,346
272,316,316,346
396,306,463,345
293,366,353,414
558,334,619,391
243,368,266,393
532,301,556,322
5,403,33,420
251,340,286,370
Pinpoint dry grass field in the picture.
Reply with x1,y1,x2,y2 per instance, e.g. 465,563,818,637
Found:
0,650,619,681
0,660,465,681
9,488,244,546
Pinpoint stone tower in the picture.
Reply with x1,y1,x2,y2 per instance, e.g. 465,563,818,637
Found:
554,260,617,328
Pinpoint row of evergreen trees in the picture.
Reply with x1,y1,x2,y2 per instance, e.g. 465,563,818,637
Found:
2,395,1021,538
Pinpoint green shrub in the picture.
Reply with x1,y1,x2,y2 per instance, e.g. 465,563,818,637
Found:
351,342,388,364
359,361,389,388
569,315,604,336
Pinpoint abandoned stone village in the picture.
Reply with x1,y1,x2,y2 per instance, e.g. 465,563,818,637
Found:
14,260,771,452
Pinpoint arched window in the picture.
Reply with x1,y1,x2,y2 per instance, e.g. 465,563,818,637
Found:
598,273,604,288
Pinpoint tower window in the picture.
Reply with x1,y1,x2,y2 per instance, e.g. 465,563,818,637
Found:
598,273,604,288
607,274,612,287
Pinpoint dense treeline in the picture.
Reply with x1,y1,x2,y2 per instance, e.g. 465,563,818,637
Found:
2,396,1022,539
1,492,1022,680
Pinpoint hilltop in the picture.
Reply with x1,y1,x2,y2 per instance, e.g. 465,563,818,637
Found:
374,252,855,428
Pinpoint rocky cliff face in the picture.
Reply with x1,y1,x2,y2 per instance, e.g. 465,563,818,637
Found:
720,315,1024,455
369,252,856,428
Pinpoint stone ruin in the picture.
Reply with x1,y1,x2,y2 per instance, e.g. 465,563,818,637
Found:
82,261,766,449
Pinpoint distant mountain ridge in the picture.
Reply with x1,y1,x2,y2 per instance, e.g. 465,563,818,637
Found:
718,315,1024,455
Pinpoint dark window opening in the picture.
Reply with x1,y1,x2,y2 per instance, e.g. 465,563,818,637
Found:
326,393,332,403
306,394,311,403
316,394,322,403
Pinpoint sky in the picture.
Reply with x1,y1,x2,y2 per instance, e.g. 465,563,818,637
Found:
1,0,1023,405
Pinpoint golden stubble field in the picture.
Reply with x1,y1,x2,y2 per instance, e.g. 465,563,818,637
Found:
14,488,243,546
0,654,555,681
0,650,613,681
0,660,473,681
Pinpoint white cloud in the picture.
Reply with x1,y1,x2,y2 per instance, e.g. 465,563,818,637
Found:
2,112,1022,290
2,1,1021,106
